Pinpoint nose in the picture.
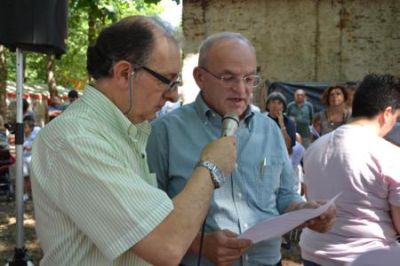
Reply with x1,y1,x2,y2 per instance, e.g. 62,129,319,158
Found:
163,88,179,102
231,78,248,93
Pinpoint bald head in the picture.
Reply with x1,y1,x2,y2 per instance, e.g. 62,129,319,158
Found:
294,89,306,104
198,32,256,68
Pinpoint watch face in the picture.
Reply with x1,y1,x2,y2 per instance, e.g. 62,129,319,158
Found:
212,166,223,179
212,165,224,186
196,160,225,188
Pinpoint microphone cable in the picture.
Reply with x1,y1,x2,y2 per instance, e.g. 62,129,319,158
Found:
197,217,207,266
197,113,239,266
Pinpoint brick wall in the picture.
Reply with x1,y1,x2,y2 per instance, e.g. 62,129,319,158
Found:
182,0,400,107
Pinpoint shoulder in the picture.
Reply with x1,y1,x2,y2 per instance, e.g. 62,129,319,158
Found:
374,137,400,162
287,101,295,108
254,111,276,125
38,111,107,152
151,103,196,131
305,101,313,107
305,132,330,155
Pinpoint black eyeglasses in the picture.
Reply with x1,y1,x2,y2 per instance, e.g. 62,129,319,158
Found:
140,66,182,92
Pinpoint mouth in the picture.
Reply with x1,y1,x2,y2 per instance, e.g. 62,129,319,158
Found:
228,97,245,104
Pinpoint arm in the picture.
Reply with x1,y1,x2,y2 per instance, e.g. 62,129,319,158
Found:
146,119,251,265
187,230,251,266
280,127,292,153
51,131,236,266
390,204,400,234
278,112,293,153
133,137,237,265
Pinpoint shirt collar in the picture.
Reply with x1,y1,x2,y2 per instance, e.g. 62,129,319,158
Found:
81,85,151,139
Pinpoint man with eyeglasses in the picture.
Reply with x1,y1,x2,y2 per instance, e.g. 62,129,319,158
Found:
30,16,237,266
147,32,335,266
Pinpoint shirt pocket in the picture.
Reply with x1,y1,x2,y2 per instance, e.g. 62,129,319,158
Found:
247,159,283,212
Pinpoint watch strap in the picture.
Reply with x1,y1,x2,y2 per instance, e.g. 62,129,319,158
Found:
195,160,222,189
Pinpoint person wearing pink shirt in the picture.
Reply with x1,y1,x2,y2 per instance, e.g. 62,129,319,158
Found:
300,74,400,266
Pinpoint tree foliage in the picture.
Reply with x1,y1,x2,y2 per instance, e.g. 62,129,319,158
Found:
3,0,172,90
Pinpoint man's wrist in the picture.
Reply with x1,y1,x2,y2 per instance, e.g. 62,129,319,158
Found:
195,160,225,189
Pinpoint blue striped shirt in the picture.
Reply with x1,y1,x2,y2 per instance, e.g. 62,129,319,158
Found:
147,94,303,266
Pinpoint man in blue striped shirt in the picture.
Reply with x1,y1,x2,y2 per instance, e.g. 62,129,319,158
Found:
147,32,336,266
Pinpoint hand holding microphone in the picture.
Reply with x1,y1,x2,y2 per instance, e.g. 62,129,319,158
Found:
221,112,239,137
199,113,239,178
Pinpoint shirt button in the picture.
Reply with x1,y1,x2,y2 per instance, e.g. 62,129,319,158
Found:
128,125,138,136
237,192,242,198
244,223,248,228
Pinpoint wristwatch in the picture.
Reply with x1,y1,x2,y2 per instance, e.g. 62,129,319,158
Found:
195,160,225,189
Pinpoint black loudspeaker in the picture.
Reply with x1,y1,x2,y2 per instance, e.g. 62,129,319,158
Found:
0,0,68,58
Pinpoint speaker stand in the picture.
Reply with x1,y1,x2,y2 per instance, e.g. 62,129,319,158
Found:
7,48,34,266
6,248,33,266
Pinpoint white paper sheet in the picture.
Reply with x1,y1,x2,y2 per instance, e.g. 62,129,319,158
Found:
239,193,341,243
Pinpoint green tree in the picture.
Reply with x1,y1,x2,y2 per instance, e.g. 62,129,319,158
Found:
1,0,172,96
56,0,166,90
0,45,7,119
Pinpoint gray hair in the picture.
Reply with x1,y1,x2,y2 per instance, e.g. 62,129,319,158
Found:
266,91,288,112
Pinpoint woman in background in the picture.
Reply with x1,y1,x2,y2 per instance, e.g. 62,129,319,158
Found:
319,85,351,135
265,91,296,154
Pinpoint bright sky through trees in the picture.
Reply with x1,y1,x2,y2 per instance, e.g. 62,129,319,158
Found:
160,0,182,27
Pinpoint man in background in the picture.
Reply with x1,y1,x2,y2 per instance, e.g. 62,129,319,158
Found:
287,89,314,148
67,89,79,104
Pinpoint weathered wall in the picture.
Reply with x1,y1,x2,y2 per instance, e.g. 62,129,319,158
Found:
182,0,400,106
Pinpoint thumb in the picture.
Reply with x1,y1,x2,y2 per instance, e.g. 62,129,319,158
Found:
221,229,239,238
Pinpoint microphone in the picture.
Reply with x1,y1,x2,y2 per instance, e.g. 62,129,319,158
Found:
221,113,239,137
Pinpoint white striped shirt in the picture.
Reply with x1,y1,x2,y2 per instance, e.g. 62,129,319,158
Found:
31,85,173,265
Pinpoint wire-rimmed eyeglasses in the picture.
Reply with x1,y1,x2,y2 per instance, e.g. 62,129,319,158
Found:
199,67,261,88
139,65,182,92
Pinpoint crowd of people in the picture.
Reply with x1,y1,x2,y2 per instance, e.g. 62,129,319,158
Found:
0,89,79,201
14,15,398,266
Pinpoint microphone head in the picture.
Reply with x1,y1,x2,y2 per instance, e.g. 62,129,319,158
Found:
221,112,239,137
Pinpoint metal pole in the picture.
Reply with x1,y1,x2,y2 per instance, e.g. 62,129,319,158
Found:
7,48,33,266
15,47,24,248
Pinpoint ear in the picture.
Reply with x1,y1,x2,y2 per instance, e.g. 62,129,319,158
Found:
382,106,394,124
112,60,134,87
193,66,205,90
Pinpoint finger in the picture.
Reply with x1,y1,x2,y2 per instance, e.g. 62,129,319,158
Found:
223,237,248,249
216,247,243,258
237,239,252,249
216,252,245,265
221,229,239,237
